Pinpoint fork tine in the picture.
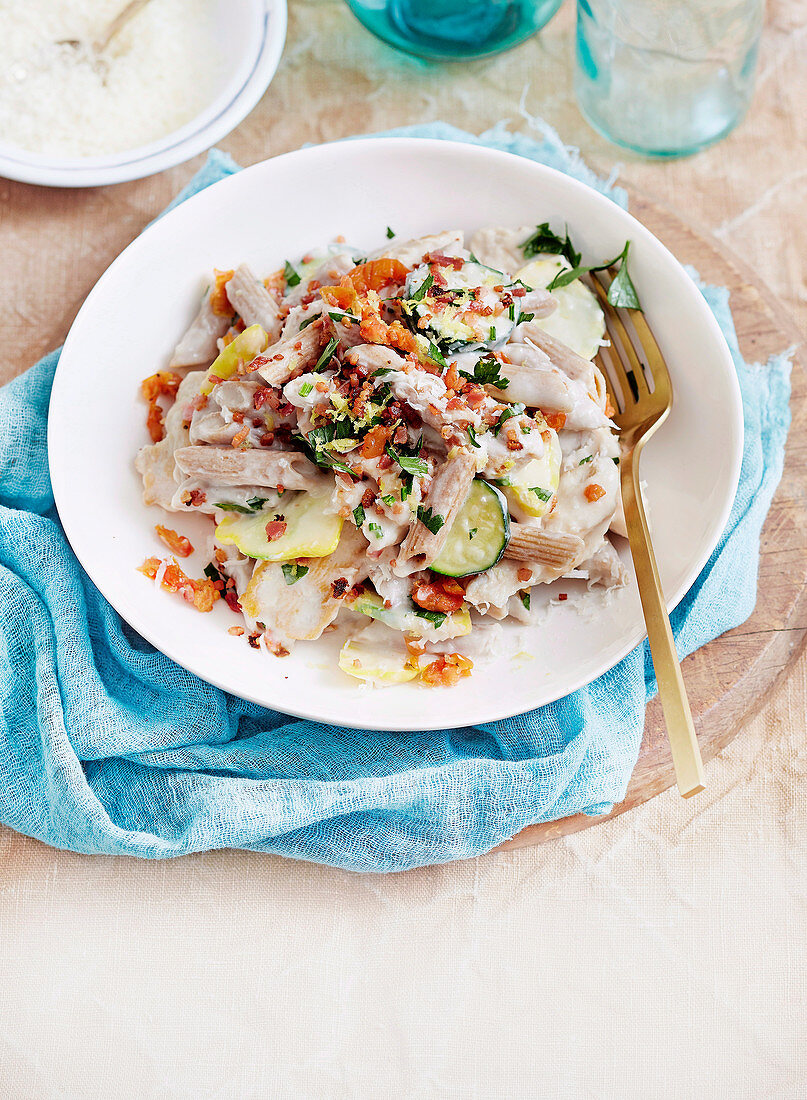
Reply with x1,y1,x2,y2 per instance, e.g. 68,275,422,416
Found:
627,308,673,408
589,271,650,400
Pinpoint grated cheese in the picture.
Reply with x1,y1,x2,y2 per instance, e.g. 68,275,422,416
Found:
0,0,223,158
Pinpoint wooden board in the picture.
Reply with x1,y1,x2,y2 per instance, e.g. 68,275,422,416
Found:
499,190,807,851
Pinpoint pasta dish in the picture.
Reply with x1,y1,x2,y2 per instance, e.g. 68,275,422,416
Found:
135,224,627,687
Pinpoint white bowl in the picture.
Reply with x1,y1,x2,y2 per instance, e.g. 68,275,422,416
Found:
0,0,287,188
48,138,743,730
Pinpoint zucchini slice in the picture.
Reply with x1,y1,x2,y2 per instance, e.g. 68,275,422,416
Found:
215,491,342,561
350,590,472,639
430,480,509,578
501,436,562,520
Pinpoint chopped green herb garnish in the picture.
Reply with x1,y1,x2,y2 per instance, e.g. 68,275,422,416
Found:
204,563,222,583
493,477,511,487
519,312,534,324
519,590,531,611
508,303,515,321
284,260,301,287
370,367,393,379
386,226,396,239
368,522,383,538
353,504,365,527
413,607,447,627
579,455,593,465
329,311,361,325
314,336,339,371
416,506,445,534
462,354,509,389
612,456,621,465
387,445,428,478
489,325,496,342
299,380,314,397
380,494,395,506
546,240,641,310
469,527,478,541
521,223,581,268
214,497,268,514
299,315,318,330
281,562,309,585
428,343,448,370
467,424,480,449
400,479,411,501
409,273,434,302
529,486,553,502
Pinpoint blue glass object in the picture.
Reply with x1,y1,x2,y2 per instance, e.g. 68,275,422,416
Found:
574,0,764,158
345,0,564,61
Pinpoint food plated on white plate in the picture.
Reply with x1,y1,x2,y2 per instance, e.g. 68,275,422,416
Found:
135,223,631,687
48,140,742,728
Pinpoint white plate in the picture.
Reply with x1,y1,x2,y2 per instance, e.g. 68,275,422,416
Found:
49,139,743,730
0,0,287,188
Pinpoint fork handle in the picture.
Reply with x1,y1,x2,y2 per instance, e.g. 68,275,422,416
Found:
621,446,705,798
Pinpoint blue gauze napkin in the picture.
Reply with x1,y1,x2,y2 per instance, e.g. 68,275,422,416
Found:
0,123,792,872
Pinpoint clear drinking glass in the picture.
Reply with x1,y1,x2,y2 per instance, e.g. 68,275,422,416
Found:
575,0,764,157
345,0,564,61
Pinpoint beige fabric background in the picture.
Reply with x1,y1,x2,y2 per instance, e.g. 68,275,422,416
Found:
1,2,805,1097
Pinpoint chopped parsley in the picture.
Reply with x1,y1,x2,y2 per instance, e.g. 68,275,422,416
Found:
314,336,340,371
386,226,396,239
578,455,593,465
520,312,534,324
469,527,478,541
489,325,496,342
204,563,222,582
492,406,521,436
416,506,445,534
370,366,393,379
281,562,309,585
613,456,621,465
299,380,314,397
387,444,428,479
329,310,360,325
368,522,383,538
529,486,553,502
461,354,509,389
214,497,268,514
428,342,448,370
413,607,447,627
353,504,365,527
467,424,480,449
519,590,531,611
380,494,395,506
521,223,581,268
508,303,515,321
298,315,318,330
546,240,641,309
409,272,434,302
283,260,301,287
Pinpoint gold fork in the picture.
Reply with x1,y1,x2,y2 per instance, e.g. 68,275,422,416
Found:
589,269,705,798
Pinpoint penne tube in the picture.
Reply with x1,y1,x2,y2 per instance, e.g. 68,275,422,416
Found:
169,291,231,371
225,264,285,342
517,323,596,385
486,363,574,413
173,446,323,492
398,450,476,567
251,323,325,386
503,524,584,568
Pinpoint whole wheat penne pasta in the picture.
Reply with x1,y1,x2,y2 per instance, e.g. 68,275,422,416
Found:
503,524,585,568
398,450,476,567
376,230,463,267
225,264,285,342
135,371,206,510
169,290,232,370
517,323,596,386
174,446,323,491
250,323,325,386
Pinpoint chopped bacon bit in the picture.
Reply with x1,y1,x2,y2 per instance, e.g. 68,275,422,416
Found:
401,403,422,427
444,363,461,391
141,371,181,403
512,286,527,298
465,385,486,410
264,269,285,294
231,425,250,448
420,653,474,687
346,258,410,294
424,252,464,269
315,379,329,392
265,519,287,541
584,483,606,503
376,454,393,470
231,410,244,424
248,633,261,649
360,425,390,459
412,577,465,615
558,593,568,601
188,489,206,507
464,301,494,316
145,401,165,443
361,486,376,508
517,568,532,583
223,588,242,614
505,430,524,451
446,396,465,411
192,392,209,412
259,432,275,447
155,525,193,558
138,557,219,613
544,411,567,431
331,577,349,599
228,626,245,636
393,424,407,444
430,265,448,288
210,269,234,316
